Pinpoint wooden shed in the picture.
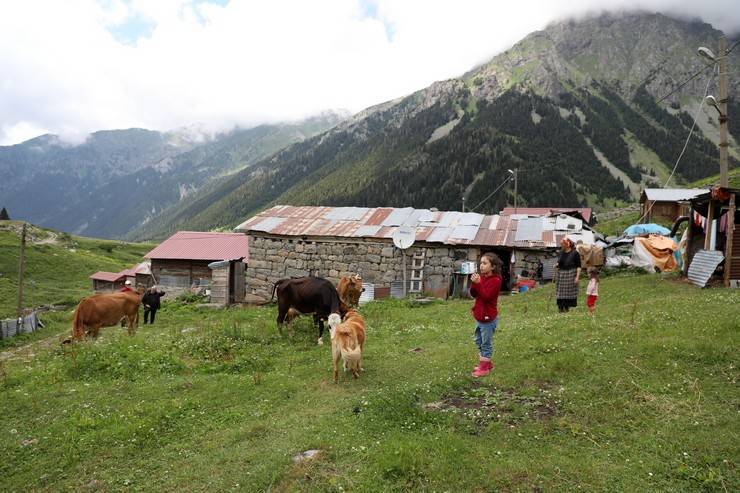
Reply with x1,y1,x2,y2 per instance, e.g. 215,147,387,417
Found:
89,271,126,292
683,186,740,287
145,231,249,295
208,259,247,305
640,188,706,224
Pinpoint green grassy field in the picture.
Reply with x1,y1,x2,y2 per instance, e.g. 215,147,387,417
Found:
0,221,153,318
1,273,737,492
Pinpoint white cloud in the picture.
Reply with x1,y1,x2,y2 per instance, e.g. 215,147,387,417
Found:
0,0,738,145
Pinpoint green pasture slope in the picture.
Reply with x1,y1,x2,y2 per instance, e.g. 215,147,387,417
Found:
0,221,152,319
1,273,737,492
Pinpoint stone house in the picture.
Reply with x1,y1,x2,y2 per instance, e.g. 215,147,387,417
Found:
236,206,597,301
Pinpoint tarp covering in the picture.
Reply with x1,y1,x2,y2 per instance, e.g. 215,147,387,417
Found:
631,235,678,272
576,244,605,268
624,223,671,237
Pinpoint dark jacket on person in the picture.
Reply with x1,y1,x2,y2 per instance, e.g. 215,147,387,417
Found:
142,291,165,310
556,250,581,270
469,274,502,323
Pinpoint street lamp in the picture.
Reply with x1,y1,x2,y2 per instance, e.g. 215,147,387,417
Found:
697,39,729,188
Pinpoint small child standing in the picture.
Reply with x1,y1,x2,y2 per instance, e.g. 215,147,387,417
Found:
469,253,503,378
586,267,599,315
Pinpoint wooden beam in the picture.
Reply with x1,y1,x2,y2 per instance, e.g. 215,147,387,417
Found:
724,194,736,287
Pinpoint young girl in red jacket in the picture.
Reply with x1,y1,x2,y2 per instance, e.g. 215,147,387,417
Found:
469,252,503,377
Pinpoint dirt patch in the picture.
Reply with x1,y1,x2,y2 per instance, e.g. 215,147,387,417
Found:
423,381,559,427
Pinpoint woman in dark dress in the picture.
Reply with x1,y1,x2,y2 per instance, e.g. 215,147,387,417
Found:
142,286,166,324
555,237,581,312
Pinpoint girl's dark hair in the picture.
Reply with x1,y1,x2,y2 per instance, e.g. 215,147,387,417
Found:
481,252,503,275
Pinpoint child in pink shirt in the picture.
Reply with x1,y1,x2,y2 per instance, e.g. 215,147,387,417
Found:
586,267,599,315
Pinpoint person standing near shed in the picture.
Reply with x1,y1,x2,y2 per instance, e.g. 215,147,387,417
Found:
142,286,166,325
555,237,581,312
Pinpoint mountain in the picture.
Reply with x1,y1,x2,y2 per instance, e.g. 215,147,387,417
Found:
136,12,737,237
0,113,345,238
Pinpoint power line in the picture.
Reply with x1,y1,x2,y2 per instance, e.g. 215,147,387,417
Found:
636,65,716,224
655,64,715,105
468,174,513,213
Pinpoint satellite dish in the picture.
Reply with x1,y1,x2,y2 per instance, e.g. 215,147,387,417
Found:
392,226,415,250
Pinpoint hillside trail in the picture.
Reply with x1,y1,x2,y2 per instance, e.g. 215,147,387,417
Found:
0,331,66,364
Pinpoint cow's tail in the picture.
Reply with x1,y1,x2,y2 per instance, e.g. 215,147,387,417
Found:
270,278,288,302
340,342,362,375
71,304,85,341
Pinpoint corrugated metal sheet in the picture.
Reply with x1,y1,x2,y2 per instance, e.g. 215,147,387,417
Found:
501,207,593,223
235,205,596,249
687,249,725,287
643,188,706,202
515,217,544,242
90,271,124,282
145,231,249,261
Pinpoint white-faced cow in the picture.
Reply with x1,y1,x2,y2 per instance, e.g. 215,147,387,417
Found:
271,276,349,345
337,273,364,307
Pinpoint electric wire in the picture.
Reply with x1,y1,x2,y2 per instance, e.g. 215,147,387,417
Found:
468,174,514,213
635,65,717,225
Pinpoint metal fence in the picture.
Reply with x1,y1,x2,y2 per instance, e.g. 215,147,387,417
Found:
1,311,42,339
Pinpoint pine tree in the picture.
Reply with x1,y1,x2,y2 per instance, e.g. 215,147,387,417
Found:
0,207,9,220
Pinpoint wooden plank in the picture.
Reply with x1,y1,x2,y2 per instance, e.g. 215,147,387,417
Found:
724,194,736,286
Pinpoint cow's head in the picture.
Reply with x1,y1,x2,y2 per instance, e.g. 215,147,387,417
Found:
349,273,364,292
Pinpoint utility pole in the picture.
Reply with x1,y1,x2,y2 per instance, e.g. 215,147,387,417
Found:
462,196,465,213
17,222,26,319
718,36,729,188
513,168,519,214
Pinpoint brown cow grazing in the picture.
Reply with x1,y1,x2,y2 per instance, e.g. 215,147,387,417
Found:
337,274,364,307
331,309,366,383
271,276,348,345
66,289,144,342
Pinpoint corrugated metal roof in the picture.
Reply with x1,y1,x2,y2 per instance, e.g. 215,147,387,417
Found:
501,207,593,223
89,271,125,282
642,188,706,202
235,205,597,249
145,231,249,261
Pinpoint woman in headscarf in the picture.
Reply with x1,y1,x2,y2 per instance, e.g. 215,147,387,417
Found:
555,237,581,312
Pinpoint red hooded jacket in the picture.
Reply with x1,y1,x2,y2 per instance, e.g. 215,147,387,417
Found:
470,274,502,323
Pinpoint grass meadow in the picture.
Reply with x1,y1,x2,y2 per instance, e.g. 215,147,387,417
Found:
1,272,738,492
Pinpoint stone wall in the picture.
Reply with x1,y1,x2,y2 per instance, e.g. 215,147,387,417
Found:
512,249,559,279
246,234,480,301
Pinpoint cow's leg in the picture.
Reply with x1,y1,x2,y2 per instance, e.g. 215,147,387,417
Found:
91,323,102,339
332,344,341,383
276,303,289,336
316,316,325,345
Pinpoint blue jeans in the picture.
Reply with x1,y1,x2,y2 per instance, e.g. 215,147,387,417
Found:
474,318,498,359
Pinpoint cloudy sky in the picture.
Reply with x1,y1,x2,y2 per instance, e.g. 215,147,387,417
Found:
0,0,738,146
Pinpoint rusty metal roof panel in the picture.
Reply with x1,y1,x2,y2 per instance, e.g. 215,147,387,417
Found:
250,217,287,233
326,220,361,237
271,217,315,236
365,208,393,225
376,226,396,239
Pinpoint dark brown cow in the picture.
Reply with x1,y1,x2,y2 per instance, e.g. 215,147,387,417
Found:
271,276,349,345
67,289,143,342
337,273,364,307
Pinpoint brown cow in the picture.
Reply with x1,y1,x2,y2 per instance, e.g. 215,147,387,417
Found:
67,289,144,342
337,274,364,307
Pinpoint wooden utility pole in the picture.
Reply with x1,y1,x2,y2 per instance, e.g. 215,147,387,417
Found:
17,222,26,319
513,168,519,214
718,37,729,188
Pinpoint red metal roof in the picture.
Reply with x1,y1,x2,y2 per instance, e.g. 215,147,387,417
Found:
235,205,598,249
90,271,125,282
500,207,593,224
145,231,249,261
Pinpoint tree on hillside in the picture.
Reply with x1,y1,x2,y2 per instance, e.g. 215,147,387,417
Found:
0,207,9,220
